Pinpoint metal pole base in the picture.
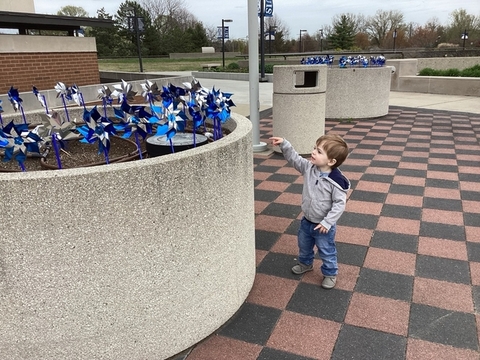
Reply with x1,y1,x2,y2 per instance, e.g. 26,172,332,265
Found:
253,141,268,153
259,77,268,83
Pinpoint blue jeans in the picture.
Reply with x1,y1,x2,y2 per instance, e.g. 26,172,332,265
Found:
297,217,338,277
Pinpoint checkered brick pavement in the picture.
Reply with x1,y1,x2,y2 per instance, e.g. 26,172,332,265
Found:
172,107,480,360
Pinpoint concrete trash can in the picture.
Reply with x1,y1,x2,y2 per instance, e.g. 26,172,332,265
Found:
273,65,327,155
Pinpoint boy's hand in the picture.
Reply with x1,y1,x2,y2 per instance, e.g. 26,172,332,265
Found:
269,137,284,146
314,224,329,234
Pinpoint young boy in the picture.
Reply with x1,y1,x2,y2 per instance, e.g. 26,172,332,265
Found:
270,134,350,289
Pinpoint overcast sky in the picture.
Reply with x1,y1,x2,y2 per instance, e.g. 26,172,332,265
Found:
34,0,480,39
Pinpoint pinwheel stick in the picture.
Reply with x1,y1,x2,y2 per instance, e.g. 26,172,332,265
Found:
43,95,49,114
20,105,27,125
61,94,71,122
169,139,174,154
19,161,26,172
0,114,4,128
51,133,62,169
134,132,143,160
79,93,87,112
193,124,197,147
104,148,110,164
102,98,108,119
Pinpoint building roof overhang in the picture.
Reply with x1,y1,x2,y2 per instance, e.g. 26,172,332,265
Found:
0,10,113,32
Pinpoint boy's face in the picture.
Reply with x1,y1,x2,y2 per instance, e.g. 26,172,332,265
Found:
311,143,336,171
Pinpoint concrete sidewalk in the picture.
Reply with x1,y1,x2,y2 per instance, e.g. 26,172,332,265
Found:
193,77,479,117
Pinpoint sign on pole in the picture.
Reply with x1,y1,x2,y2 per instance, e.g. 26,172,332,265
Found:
217,26,230,39
265,0,273,17
258,0,273,17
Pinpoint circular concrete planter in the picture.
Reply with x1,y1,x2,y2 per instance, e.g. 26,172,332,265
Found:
326,67,393,119
0,113,255,360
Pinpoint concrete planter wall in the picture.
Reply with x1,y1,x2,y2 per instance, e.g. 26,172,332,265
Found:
388,58,480,96
325,67,393,119
0,113,255,360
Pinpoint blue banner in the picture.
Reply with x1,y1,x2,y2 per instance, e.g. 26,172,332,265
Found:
217,26,229,39
258,0,273,17
265,0,273,17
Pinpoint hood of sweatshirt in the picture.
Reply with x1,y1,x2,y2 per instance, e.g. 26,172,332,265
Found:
327,167,350,191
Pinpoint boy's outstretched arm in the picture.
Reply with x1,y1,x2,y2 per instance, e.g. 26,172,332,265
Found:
269,137,284,146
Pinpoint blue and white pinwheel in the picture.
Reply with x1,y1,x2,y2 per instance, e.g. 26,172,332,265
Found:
0,121,42,171
35,111,78,142
114,102,158,159
97,85,114,106
34,111,78,169
70,84,84,107
115,102,156,140
112,79,137,103
78,106,117,163
7,86,22,112
32,86,49,113
8,86,28,124
155,96,185,141
141,80,161,107
55,82,75,122
205,86,235,140
54,82,74,101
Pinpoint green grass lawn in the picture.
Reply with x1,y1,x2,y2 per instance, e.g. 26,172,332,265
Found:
98,57,240,72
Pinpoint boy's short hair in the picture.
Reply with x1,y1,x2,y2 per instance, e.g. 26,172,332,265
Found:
316,134,349,168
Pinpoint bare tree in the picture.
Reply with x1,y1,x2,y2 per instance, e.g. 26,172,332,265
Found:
141,0,198,33
365,9,404,48
264,15,290,40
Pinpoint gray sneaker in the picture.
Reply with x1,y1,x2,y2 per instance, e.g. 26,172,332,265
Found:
292,263,313,275
321,276,337,289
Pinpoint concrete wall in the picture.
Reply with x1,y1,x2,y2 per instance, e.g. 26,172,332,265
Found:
417,56,480,71
0,0,35,12
388,58,480,96
0,35,100,91
0,112,255,360
0,73,193,117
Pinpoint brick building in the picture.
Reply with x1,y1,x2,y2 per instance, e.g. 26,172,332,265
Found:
0,0,113,92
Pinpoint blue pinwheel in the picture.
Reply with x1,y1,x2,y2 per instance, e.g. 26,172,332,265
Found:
70,84,85,109
204,86,235,140
55,82,75,122
114,101,158,159
7,86,27,124
32,86,49,114
0,121,42,171
370,55,386,67
97,84,115,120
155,97,185,144
77,106,116,164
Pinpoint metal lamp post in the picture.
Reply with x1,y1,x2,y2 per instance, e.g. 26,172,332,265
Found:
320,29,323,52
222,19,233,68
127,6,143,72
461,29,468,50
393,28,397,53
299,29,307,52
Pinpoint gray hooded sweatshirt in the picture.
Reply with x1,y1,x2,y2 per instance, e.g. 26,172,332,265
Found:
280,139,351,231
